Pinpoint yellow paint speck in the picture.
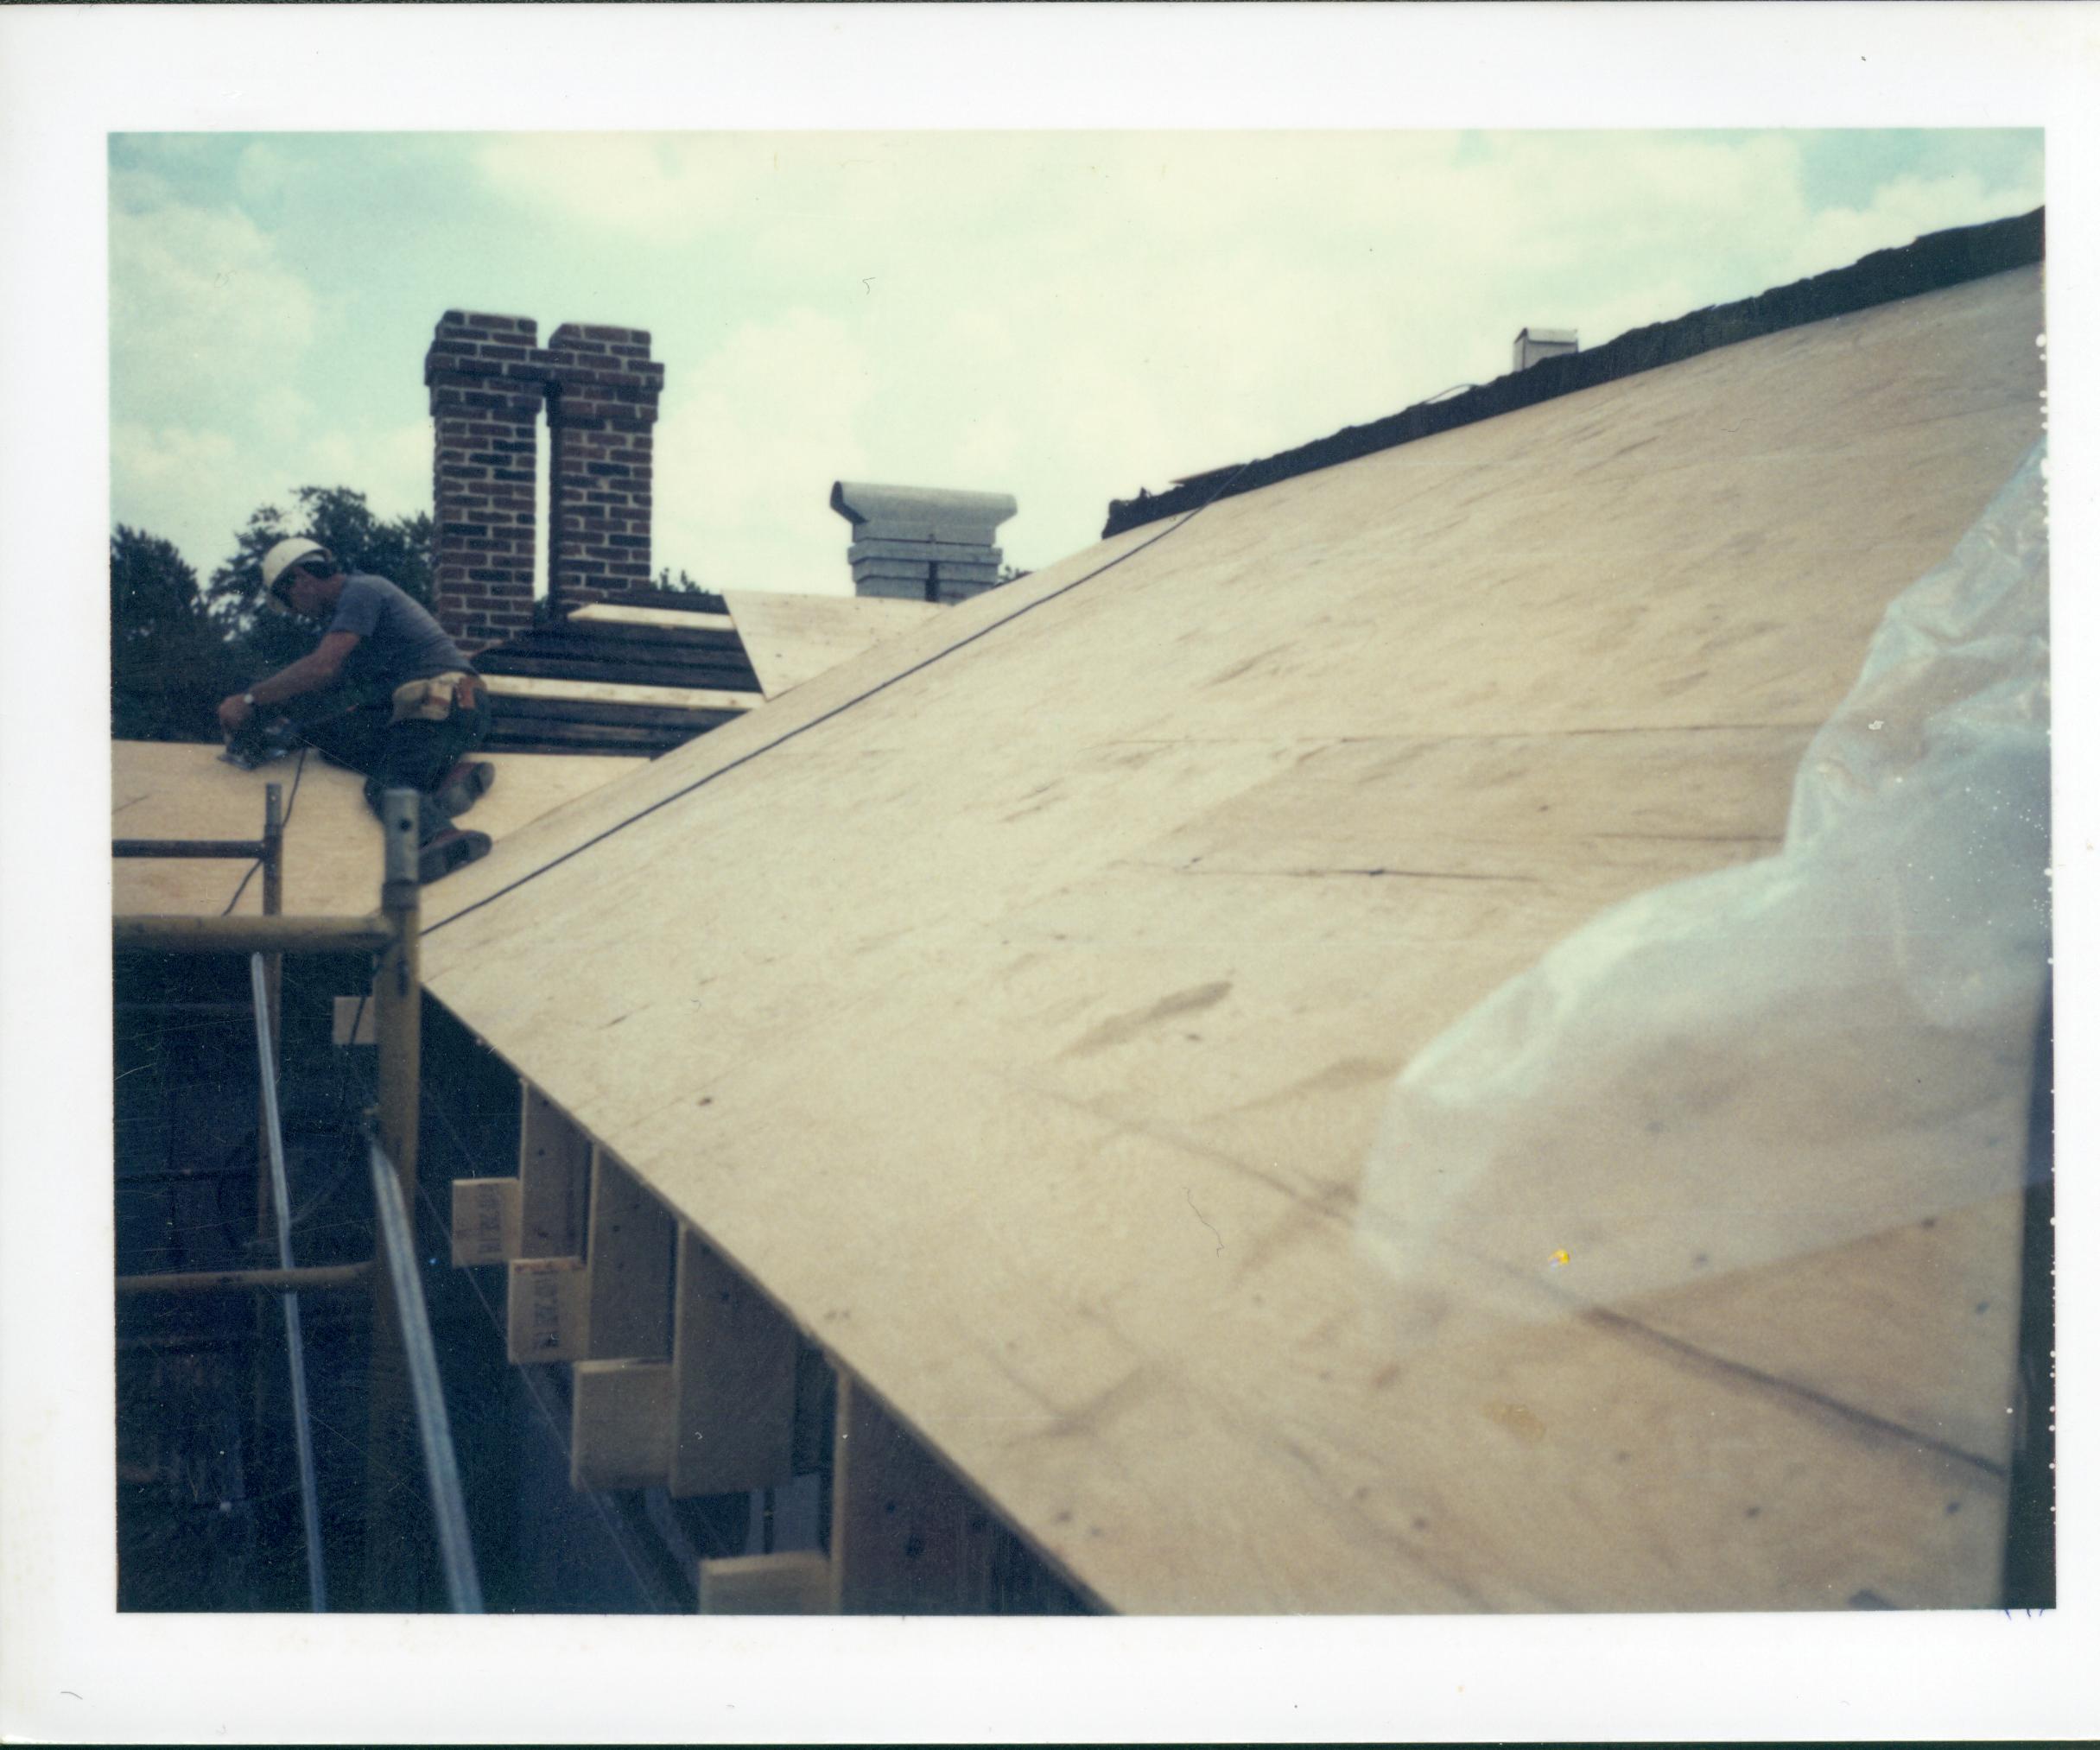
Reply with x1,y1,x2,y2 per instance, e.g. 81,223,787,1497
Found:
1549,1248,1570,1268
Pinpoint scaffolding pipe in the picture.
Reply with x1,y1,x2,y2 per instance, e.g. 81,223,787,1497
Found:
250,951,328,1615
367,1137,484,1613
365,789,424,1607
374,791,421,1202
117,1261,370,1297
112,838,270,859
257,782,285,1244
115,915,394,956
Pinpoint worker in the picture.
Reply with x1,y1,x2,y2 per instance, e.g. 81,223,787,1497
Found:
218,538,497,883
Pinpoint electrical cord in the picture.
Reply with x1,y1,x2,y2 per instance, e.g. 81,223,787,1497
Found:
219,745,311,916
424,464,1252,940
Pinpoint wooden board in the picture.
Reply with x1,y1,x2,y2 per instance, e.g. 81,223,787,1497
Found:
111,743,640,918
585,1150,676,1361
830,1378,1002,1614
569,604,739,633
669,1227,799,1498
505,1258,589,1365
722,590,946,700
517,1085,589,1259
482,674,758,713
570,1359,674,1491
419,268,2046,1612
697,1550,832,1614
449,1177,521,1266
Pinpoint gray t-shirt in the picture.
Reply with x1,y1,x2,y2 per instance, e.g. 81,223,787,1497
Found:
326,574,470,691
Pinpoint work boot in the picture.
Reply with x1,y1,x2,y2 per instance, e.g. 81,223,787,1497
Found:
417,827,492,885
434,758,496,819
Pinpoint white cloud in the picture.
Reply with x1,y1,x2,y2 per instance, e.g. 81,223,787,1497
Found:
306,417,432,523
112,412,435,580
111,422,241,569
654,308,875,593
105,130,2052,601
233,140,295,206
110,180,318,413
1776,169,2044,287
471,134,788,243
251,382,314,443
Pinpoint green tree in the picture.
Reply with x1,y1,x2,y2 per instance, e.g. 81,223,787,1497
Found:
111,525,243,742
652,565,706,593
206,486,435,673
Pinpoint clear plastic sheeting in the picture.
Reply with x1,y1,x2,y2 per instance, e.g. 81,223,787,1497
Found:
1355,443,2049,1335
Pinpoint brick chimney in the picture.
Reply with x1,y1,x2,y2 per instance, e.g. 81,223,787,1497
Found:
425,312,545,652
544,324,664,611
828,482,1018,603
424,311,665,653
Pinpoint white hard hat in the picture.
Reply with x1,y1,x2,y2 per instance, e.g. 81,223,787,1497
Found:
260,537,332,601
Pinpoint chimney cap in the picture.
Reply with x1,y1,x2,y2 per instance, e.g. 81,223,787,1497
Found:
830,481,1018,536
1513,327,1578,346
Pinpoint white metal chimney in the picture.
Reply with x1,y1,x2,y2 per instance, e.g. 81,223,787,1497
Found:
1513,327,1578,373
828,482,1018,603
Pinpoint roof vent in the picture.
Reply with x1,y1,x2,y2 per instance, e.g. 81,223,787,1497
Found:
1513,327,1578,373
829,482,1018,604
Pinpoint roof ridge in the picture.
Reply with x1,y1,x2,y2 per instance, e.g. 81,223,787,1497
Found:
1101,206,2044,539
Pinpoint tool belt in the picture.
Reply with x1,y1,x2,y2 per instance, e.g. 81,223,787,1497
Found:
389,670,485,725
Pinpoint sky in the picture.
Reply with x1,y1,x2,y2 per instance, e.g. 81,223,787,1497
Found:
110,128,2044,598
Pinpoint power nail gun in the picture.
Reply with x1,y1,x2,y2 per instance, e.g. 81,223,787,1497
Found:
219,712,303,770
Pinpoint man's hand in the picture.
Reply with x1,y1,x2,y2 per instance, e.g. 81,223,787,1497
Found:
218,693,254,738
216,633,358,739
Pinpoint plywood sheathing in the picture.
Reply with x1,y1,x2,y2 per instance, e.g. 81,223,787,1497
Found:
111,743,644,919
417,268,2045,1613
722,591,947,700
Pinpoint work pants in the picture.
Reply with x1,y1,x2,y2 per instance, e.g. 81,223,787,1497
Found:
300,690,491,844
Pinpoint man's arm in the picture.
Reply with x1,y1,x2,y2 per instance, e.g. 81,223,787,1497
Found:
218,631,361,733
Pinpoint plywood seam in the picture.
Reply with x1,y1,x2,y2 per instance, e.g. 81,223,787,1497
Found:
1582,1305,2007,1479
